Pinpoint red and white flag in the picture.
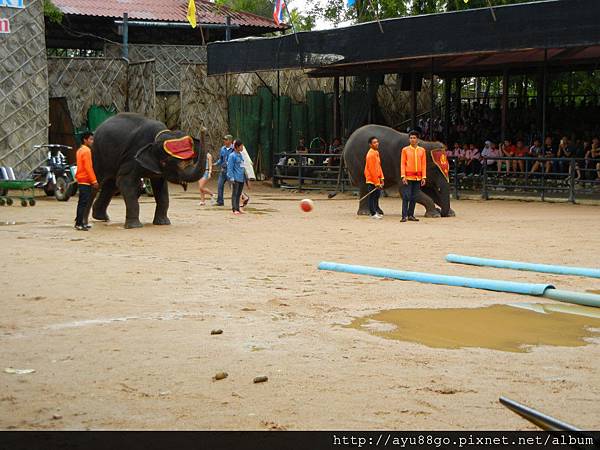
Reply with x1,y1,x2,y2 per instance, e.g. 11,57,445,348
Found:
273,0,285,25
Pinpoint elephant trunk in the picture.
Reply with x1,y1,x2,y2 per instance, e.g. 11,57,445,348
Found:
438,180,451,216
176,152,206,183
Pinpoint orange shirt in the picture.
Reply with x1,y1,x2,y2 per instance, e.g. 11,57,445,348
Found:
401,145,427,181
75,145,97,185
513,146,528,157
364,148,384,186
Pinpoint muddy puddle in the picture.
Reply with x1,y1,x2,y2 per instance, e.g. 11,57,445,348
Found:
349,304,600,353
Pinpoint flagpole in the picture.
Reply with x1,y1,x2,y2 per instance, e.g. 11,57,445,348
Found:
367,0,384,34
282,1,300,45
486,0,497,22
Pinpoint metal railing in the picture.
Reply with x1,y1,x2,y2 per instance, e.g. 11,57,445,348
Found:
269,152,600,204
449,156,600,203
272,151,352,191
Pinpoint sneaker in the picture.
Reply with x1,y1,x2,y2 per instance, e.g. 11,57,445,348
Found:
408,216,419,222
215,202,224,206
74,225,88,231
233,211,241,216
376,209,384,215
199,201,206,206
400,217,407,223
371,214,382,220
83,224,92,229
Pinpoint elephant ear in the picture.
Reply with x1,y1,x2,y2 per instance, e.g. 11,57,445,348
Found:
135,144,163,175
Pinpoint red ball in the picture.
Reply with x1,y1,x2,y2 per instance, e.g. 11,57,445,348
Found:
300,198,314,212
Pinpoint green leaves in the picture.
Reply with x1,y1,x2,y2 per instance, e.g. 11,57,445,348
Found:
43,0,63,24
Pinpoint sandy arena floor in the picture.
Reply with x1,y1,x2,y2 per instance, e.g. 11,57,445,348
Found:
1,182,599,430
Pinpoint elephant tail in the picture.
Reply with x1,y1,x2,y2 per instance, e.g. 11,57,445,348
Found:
342,154,356,186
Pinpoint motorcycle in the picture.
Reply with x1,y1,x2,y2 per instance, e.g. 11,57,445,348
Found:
30,144,78,201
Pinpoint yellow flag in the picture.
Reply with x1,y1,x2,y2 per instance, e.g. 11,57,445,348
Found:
187,0,197,28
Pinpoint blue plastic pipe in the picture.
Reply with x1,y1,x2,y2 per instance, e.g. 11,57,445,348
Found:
318,262,600,308
446,254,600,279
318,262,553,295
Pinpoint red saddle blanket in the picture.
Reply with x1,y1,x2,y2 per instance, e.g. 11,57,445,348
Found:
163,136,196,160
431,149,449,182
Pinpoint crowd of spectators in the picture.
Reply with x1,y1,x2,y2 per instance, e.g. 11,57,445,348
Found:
446,135,600,181
436,98,600,181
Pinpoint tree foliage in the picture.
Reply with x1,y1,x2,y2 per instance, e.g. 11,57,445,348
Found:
305,0,548,26
214,0,314,30
43,0,63,24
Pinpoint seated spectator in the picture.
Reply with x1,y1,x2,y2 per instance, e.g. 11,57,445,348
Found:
499,139,516,174
512,139,529,173
481,140,502,173
326,137,343,167
541,136,557,174
588,137,600,180
296,138,307,153
557,136,576,176
529,138,545,174
573,139,586,181
465,143,482,176
452,142,466,174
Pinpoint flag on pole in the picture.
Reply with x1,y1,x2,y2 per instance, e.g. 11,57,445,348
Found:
347,0,356,6
187,0,197,28
273,0,285,25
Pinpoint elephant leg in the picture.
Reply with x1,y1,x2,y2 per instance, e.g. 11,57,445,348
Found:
117,176,143,229
92,178,115,222
422,185,443,215
151,177,171,226
416,188,441,218
357,182,371,215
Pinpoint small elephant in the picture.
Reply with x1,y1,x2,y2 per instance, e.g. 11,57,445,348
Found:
91,113,206,229
343,124,455,217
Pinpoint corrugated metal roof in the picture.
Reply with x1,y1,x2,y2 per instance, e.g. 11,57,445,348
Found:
53,0,284,28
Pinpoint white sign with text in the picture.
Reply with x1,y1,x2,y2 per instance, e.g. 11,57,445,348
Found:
0,0,24,8
0,18,10,33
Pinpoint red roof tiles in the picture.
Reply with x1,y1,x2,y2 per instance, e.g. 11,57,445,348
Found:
53,0,284,29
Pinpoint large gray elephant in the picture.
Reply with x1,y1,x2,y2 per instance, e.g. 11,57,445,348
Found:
91,113,206,229
343,124,455,217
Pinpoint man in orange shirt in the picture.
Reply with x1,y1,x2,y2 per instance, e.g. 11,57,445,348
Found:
74,132,99,231
364,136,384,219
400,130,427,222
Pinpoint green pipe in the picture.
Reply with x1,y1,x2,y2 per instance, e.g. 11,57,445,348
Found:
543,289,600,308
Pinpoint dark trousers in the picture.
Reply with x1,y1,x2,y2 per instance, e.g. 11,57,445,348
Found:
367,183,381,216
402,180,421,218
217,170,228,204
75,184,92,226
466,160,482,176
231,181,244,212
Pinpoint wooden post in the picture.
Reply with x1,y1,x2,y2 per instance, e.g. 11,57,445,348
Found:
333,76,340,140
430,60,435,139
410,72,417,130
542,49,548,139
122,12,129,60
225,16,231,41
444,76,451,144
455,77,462,117
501,69,509,142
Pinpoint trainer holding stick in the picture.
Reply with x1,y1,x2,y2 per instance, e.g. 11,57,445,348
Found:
364,136,384,220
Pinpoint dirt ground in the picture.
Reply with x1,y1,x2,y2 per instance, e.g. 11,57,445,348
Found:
1,182,599,430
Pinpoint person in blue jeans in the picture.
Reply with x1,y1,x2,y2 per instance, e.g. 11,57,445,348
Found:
215,134,234,206
227,140,245,215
